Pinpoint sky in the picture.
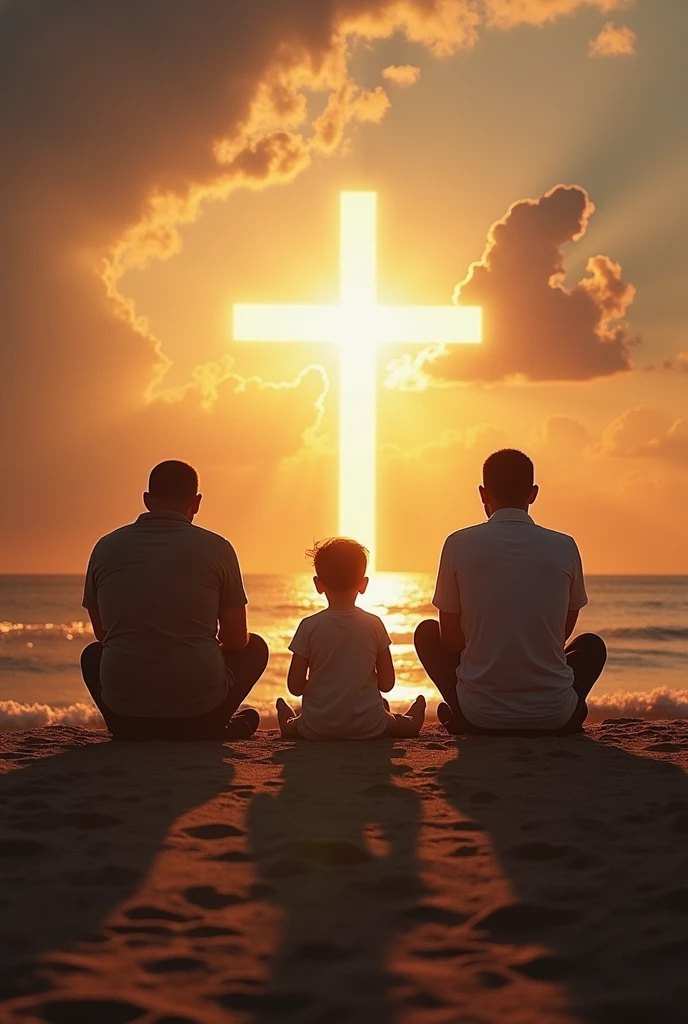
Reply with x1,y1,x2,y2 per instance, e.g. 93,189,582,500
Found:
0,0,686,575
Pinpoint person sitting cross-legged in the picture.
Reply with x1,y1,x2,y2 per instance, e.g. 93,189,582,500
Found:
415,449,607,737
277,538,426,740
81,460,268,741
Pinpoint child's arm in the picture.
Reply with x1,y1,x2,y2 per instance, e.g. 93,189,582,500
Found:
287,653,309,697
376,648,395,693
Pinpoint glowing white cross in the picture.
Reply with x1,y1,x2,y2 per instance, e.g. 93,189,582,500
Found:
233,192,482,569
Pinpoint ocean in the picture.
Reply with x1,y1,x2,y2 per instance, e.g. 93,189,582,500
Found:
1,574,687,729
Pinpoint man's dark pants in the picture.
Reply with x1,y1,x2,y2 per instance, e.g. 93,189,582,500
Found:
414,620,607,737
81,636,269,741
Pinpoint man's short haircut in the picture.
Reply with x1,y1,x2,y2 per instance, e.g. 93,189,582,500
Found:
483,449,534,506
308,537,368,591
148,461,199,500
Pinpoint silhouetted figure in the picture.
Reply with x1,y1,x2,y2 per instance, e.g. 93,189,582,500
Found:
81,460,267,740
277,538,426,739
415,449,606,736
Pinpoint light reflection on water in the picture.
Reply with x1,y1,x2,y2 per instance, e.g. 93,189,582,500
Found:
1,574,687,716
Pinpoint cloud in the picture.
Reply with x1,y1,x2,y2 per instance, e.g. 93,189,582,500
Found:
600,408,688,464
386,185,637,388
662,353,688,373
589,22,636,57
484,0,630,30
0,0,641,567
382,64,423,87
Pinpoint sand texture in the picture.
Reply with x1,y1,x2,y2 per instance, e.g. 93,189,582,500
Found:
1,721,688,1024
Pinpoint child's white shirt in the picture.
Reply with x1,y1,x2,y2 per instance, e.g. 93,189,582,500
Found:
289,607,392,740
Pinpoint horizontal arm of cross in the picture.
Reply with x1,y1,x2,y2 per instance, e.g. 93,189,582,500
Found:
234,304,482,345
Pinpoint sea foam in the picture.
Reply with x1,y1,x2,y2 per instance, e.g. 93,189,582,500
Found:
2,688,688,732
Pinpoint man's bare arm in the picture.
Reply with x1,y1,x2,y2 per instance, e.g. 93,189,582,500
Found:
439,610,465,653
218,606,249,651
86,604,105,642
565,609,579,643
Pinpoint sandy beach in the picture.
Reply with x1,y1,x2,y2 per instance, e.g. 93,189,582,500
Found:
1,721,688,1024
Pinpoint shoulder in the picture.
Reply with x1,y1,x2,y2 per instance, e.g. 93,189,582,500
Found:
442,522,489,551
189,525,238,557
355,608,386,628
532,524,581,560
297,610,326,628
89,524,136,556
533,523,578,548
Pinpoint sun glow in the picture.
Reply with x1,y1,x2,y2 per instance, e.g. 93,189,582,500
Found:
234,192,482,569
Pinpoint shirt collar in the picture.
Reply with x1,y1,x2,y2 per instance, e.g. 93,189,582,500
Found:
488,508,534,524
136,511,191,524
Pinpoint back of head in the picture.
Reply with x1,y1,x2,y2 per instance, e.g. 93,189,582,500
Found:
147,461,199,502
309,538,368,591
483,449,534,507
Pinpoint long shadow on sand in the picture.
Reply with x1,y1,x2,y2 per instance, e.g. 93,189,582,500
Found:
439,724,688,1024
247,740,424,1024
0,729,233,1004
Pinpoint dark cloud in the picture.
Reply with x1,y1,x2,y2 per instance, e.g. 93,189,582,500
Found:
387,185,637,387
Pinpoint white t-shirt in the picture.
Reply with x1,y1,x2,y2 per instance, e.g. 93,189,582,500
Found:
289,607,392,740
432,509,588,730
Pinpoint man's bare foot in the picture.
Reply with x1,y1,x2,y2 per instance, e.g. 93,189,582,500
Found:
406,695,426,728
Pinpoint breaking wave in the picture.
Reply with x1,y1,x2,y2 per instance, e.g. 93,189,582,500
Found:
582,688,688,722
2,688,688,732
0,701,105,731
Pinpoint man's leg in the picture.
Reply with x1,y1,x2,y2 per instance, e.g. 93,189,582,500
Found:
414,620,462,715
222,634,270,717
566,633,607,702
80,641,105,708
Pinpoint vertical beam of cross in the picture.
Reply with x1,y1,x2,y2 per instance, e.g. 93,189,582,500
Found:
233,192,482,570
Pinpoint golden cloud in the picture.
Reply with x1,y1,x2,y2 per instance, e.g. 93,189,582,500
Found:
382,64,423,87
589,22,637,57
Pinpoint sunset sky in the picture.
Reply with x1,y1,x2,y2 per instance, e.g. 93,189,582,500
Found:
1,0,686,575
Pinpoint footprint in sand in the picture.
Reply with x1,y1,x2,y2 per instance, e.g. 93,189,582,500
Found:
183,885,244,910
405,904,470,927
186,925,241,938
124,905,191,923
513,954,573,981
182,823,244,840
144,956,206,974
30,999,146,1024
213,992,315,1014
474,902,579,939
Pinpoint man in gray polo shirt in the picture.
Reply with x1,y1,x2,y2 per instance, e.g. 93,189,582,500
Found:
81,460,268,740
415,449,606,736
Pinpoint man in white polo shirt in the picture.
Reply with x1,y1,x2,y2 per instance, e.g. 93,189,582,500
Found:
415,449,606,736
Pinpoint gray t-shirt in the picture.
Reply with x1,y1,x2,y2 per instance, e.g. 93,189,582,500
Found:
83,511,248,718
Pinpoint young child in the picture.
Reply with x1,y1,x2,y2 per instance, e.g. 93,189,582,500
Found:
276,538,426,740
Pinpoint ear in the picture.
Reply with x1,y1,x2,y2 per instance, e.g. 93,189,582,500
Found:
529,484,539,506
193,493,202,514
359,577,369,595
314,576,324,594
143,492,152,511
